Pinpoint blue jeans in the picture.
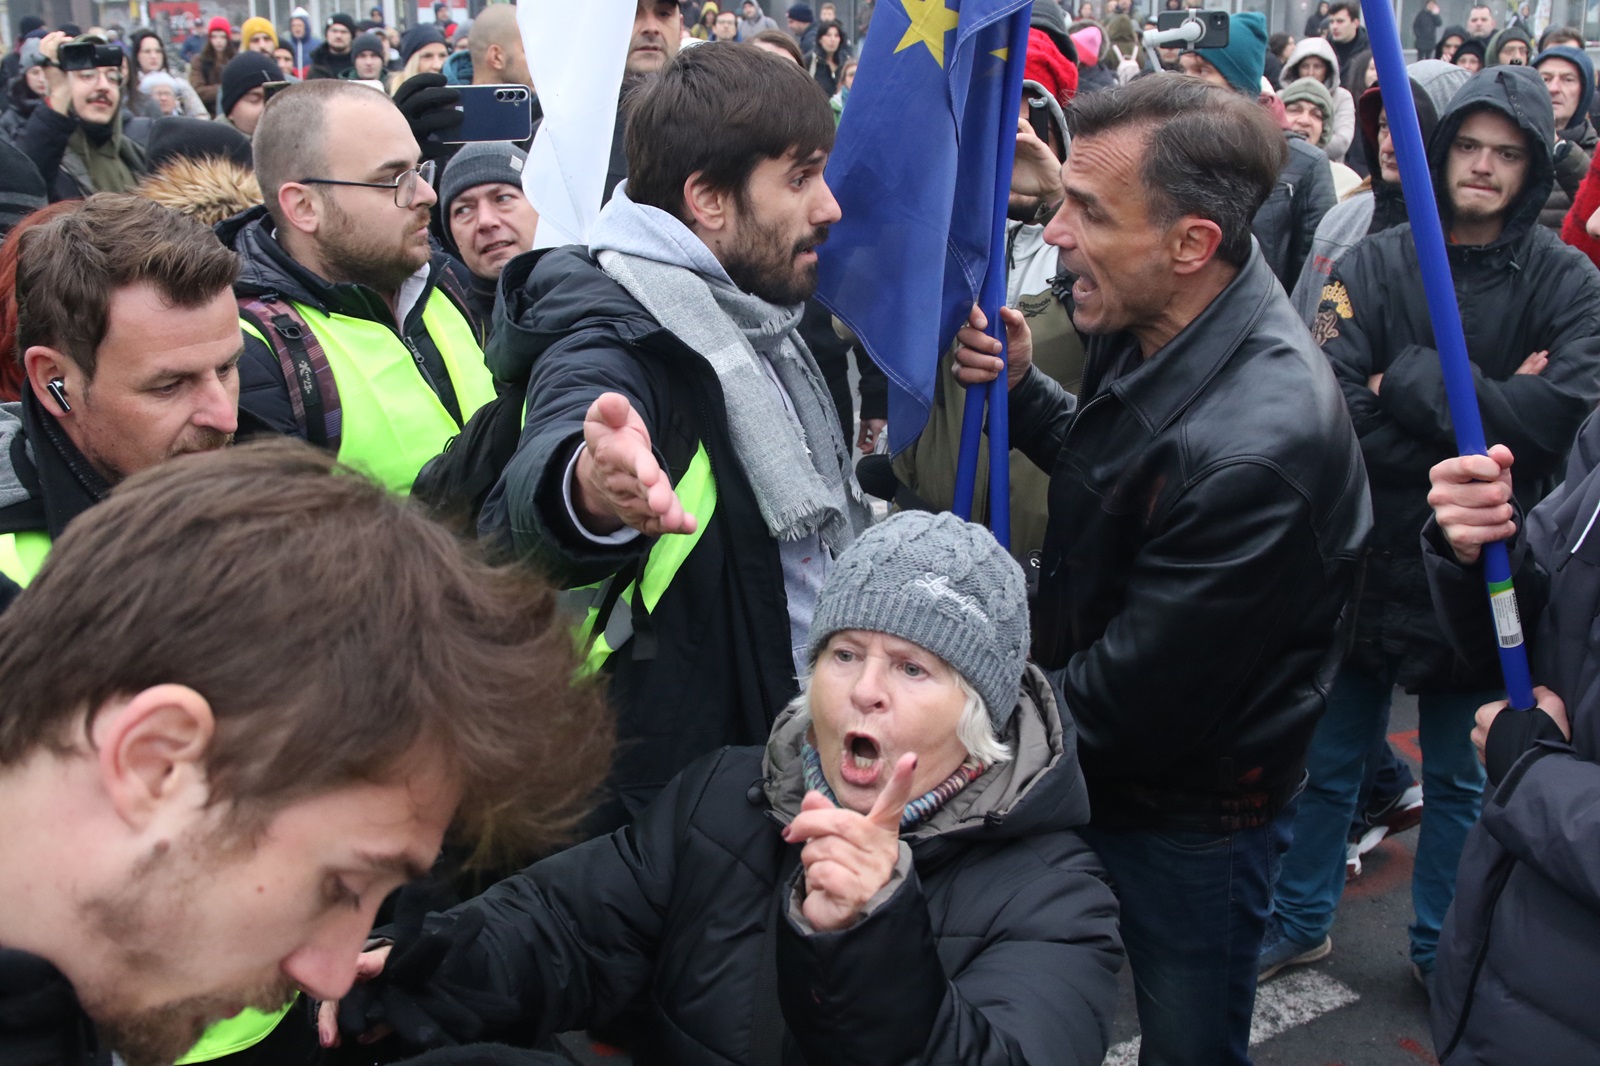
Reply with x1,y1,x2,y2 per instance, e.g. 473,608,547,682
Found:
1273,666,1491,968
1083,804,1295,1066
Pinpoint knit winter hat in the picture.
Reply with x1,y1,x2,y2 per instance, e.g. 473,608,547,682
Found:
146,116,253,170
240,16,277,47
139,70,179,93
1069,24,1102,66
788,4,814,23
807,511,1029,730
1280,75,1334,145
1195,10,1267,96
440,140,527,215
327,12,357,34
350,31,385,59
401,24,447,63
1024,26,1078,108
207,16,232,35
220,51,281,117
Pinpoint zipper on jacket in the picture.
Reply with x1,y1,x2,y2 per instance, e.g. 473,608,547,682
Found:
403,335,442,395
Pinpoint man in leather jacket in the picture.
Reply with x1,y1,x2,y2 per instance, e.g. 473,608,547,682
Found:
954,74,1371,1066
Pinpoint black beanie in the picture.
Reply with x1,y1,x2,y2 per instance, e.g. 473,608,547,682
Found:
327,12,357,34
146,116,253,170
17,15,43,38
0,138,47,236
400,24,447,63
351,31,385,58
220,51,281,117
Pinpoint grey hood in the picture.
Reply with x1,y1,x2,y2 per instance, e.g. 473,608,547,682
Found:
761,662,1092,851
1283,35,1340,92
0,403,32,511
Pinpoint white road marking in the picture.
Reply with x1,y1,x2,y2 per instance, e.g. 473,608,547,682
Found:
1101,971,1361,1065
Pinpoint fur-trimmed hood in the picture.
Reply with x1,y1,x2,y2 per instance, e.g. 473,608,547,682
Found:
138,154,262,227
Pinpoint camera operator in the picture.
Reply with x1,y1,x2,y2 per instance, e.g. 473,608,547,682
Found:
15,31,147,200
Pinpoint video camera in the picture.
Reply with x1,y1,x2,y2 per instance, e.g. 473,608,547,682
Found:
58,41,125,71
1149,9,1230,52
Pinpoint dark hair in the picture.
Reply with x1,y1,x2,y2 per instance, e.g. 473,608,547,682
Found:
750,28,804,63
1469,2,1493,13
1066,75,1286,267
0,439,612,864
129,28,169,72
1328,0,1360,19
626,42,833,223
1539,25,1584,49
814,18,848,56
15,194,240,379
1268,31,1292,57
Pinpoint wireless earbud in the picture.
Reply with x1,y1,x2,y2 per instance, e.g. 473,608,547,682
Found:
46,378,70,413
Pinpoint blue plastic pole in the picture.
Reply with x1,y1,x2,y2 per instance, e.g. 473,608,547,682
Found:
1361,0,1535,710
952,7,1031,552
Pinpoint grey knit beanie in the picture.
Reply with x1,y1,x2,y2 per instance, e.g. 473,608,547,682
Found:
439,141,527,216
807,511,1029,731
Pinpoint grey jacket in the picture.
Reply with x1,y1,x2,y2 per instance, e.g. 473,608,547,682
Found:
1251,133,1336,287
1426,409,1600,1063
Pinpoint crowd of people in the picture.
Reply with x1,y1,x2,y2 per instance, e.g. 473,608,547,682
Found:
0,1,1598,1066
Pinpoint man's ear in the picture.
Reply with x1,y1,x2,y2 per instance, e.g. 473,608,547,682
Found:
93,684,216,833
1169,216,1224,276
682,170,734,235
485,43,504,74
277,181,321,237
22,346,79,419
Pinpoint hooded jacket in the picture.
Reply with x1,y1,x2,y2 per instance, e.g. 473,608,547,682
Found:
308,40,355,80
1282,36,1356,163
1434,23,1469,59
0,393,112,567
1485,25,1533,66
1533,47,1597,232
14,103,147,201
1251,133,1337,285
137,155,262,227
1424,410,1600,1064
340,666,1124,1065
1317,64,1600,692
1289,61,1470,324
1006,246,1371,831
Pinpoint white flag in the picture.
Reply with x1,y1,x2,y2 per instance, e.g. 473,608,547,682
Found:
519,0,635,249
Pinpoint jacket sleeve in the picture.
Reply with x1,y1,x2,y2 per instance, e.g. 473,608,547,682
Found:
13,104,73,201
1326,88,1355,164
1377,259,1600,483
486,329,666,588
1478,743,1600,913
1287,151,1337,284
176,78,208,119
1058,460,1338,772
189,60,217,108
1318,250,1445,485
777,837,1122,1066
1007,365,1077,476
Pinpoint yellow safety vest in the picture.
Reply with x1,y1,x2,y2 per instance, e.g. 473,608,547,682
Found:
0,529,50,587
175,999,298,1064
241,289,495,495
573,443,719,675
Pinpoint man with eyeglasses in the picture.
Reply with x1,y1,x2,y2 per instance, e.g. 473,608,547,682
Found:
15,31,147,200
219,80,495,496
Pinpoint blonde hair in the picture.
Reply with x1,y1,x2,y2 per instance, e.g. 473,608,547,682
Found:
788,667,1014,767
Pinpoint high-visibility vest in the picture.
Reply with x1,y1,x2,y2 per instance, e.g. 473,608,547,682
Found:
175,999,298,1064
240,289,495,494
570,442,719,675
0,529,50,587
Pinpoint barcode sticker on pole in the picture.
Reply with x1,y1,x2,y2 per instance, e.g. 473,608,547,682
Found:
1490,588,1523,648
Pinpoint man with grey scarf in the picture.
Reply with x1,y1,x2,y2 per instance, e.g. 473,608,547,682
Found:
479,43,868,835
15,31,147,201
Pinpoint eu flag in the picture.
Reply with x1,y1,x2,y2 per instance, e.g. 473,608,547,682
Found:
816,0,1034,454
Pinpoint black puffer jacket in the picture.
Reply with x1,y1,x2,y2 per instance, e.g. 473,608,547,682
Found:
1424,411,1600,1064
1010,247,1372,831
1252,133,1337,285
478,248,804,833
1318,64,1600,693
345,667,1124,1065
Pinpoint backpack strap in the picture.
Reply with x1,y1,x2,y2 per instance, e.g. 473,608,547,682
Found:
433,259,489,347
238,294,342,453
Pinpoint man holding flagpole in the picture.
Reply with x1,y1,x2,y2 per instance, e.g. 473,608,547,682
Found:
955,74,1371,1065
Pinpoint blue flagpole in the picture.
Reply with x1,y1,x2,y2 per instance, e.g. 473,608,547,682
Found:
952,6,1032,552
1362,0,1536,710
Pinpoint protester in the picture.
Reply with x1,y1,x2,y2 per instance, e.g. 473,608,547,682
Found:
272,44,298,79
217,51,278,137
0,195,239,594
953,73,1371,1066
440,141,538,323
1414,0,1441,57
1289,62,1469,323
0,14,44,91
1467,2,1496,41
712,9,739,41
1534,46,1596,232
0,35,49,141
1265,64,1600,995
1183,12,1337,285
1486,24,1532,65
469,3,531,91
392,24,451,93
737,0,777,38
1453,37,1486,72
319,510,1124,1065
310,13,357,79
808,18,850,96
240,15,276,54
690,1,718,40
481,43,867,834
144,113,253,171
285,7,320,78
0,436,611,1065
1282,77,1362,195
224,80,495,493
1281,35,1356,162
787,3,817,54
189,16,237,113
16,32,148,200
129,28,206,115
1422,406,1600,1063
345,32,388,81
1325,0,1370,91
1103,14,1149,85
1306,0,1330,37
750,26,804,62
1435,23,1467,61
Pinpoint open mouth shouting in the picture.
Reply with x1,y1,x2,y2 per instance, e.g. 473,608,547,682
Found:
840,731,884,788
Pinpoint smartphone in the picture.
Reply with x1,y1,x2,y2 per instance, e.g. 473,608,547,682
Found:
1155,9,1231,49
447,84,534,144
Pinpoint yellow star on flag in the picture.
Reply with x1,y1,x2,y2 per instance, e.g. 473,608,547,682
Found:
895,0,962,68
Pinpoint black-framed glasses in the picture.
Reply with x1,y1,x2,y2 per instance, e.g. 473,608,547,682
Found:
298,159,437,209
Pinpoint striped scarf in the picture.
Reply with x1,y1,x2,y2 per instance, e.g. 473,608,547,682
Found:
800,741,987,830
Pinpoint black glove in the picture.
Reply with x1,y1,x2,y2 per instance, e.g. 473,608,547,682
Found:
1484,704,1569,786
393,73,463,162
337,882,526,1050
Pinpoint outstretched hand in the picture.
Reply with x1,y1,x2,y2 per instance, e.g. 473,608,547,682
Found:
574,392,697,537
783,753,917,932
